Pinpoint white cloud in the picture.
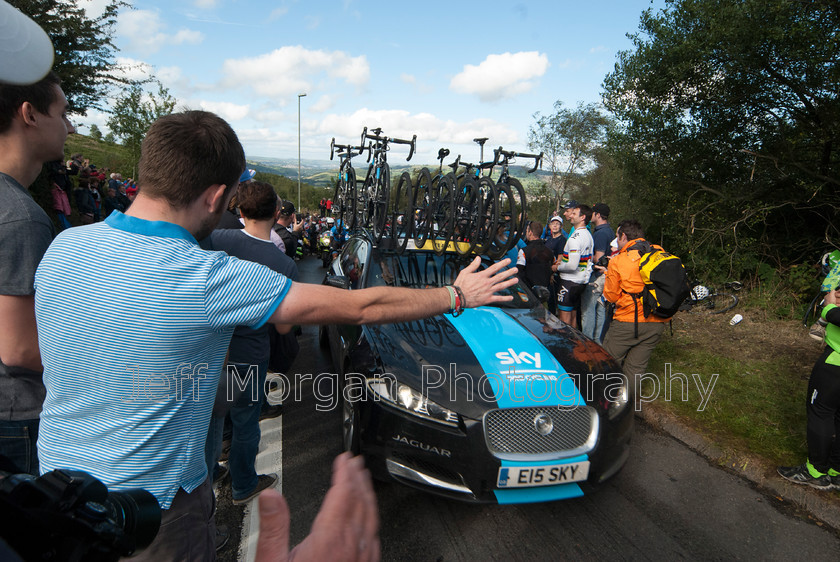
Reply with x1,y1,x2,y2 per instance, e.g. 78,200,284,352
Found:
195,100,251,121
78,0,111,19
309,95,335,113
400,74,416,84
194,0,218,8
315,108,519,163
221,46,370,100
589,46,608,54
450,51,549,102
118,10,204,55
269,6,289,20
112,57,155,83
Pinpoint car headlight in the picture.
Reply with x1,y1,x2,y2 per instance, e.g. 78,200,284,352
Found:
605,376,629,420
367,377,459,427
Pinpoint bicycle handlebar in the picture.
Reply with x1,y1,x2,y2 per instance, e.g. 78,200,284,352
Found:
360,127,416,161
330,138,366,161
494,147,544,173
447,154,461,173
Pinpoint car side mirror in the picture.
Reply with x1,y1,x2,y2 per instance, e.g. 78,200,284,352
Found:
531,285,550,303
325,274,351,290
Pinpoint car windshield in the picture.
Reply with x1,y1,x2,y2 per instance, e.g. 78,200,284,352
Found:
367,250,533,309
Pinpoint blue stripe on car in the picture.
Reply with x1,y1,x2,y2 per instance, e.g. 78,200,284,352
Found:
494,456,587,503
447,307,585,409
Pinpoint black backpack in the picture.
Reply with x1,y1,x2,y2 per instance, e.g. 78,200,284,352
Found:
626,240,691,336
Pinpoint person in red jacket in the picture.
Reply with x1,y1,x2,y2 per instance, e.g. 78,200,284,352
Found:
602,219,669,380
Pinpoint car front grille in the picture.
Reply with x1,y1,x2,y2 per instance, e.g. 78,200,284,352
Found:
483,406,599,461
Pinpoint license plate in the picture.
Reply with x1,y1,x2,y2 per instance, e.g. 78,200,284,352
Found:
497,461,590,488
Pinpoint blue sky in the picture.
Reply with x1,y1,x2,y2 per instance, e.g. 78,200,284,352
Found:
79,0,665,164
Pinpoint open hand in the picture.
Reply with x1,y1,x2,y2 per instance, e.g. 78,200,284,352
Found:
453,257,519,308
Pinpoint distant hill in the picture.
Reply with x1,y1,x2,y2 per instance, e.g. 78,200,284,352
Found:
248,156,552,191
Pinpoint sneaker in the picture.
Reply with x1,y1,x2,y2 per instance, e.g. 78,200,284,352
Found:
809,320,826,342
215,524,230,552
828,469,840,490
777,464,833,489
232,473,278,505
259,403,284,421
213,464,229,485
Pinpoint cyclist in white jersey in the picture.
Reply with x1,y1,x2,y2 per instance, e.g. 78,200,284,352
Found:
551,204,594,329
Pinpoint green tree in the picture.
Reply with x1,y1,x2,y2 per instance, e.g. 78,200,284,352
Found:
602,0,840,275
528,101,612,212
103,131,115,144
106,82,177,177
11,0,125,115
88,124,103,141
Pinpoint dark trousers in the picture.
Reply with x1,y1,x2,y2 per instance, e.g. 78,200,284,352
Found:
122,477,216,562
602,320,665,379
806,347,840,473
0,418,39,475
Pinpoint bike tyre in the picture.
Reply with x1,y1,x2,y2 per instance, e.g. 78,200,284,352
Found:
474,177,498,256
371,165,390,245
690,293,739,315
507,177,527,249
454,176,479,256
391,171,414,254
433,174,456,255
412,168,434,248
487,182,516,259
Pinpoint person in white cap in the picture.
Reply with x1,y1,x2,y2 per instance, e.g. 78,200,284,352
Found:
0,0,54,86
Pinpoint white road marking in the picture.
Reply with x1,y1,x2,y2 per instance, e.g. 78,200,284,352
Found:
238,413,283,561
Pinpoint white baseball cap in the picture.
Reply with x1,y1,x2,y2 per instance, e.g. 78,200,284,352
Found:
0,0,54,85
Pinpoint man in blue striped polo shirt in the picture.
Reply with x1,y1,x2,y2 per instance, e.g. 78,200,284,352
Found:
33,110,518,560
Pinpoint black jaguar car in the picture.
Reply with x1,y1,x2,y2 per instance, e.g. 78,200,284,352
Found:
319,234,632,504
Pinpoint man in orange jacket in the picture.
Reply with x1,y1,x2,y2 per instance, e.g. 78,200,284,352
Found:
602,219,669,380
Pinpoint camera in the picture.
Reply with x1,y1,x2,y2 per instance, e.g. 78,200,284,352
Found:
596,255,610,268
0,468,160,561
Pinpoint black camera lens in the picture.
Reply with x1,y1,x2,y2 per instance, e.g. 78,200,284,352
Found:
104,489,161,552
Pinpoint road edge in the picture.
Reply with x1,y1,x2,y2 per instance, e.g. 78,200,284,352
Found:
637,406,840,532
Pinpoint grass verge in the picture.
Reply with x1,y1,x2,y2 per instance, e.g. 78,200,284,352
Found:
640,311,821,467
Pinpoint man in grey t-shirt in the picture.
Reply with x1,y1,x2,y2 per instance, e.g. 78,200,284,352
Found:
0,71,74,473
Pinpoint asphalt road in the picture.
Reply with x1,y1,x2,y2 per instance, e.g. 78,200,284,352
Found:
234,255,840,561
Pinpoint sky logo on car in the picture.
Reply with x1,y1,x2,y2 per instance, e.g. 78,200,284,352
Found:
447,308,584,409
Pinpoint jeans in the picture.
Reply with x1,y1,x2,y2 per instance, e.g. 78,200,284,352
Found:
581,282,607,343
56,212,72,231
205,362,267,500
0,418,40,475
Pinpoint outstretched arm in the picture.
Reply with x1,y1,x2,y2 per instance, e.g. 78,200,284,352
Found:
269,257,518,326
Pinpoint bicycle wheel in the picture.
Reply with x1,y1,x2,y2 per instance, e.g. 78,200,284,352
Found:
432,174,456,255
453,176,479,256
412,167,434,248
690,293,739,315
347,167,362,231
370,165,390,244
391,171,414,253
473,177,499,256
507,177,527,249
333,166,355,231
486,182,516,259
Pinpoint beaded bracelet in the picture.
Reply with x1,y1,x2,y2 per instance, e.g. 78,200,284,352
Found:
455,286,466,308
444,286,463,316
